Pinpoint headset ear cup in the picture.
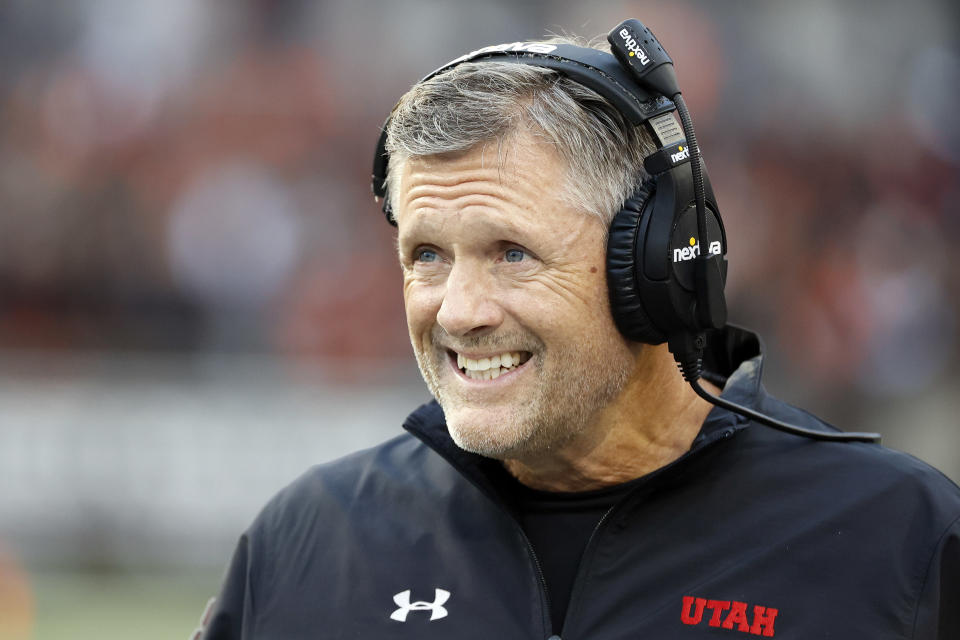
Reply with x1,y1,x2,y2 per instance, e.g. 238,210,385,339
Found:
606,180,667,344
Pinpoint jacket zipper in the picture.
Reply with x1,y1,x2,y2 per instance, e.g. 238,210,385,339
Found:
559,426,740,637
558,502,619,637
518,526,555,638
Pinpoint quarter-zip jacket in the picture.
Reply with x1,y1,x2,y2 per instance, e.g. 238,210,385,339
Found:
200,327,960,639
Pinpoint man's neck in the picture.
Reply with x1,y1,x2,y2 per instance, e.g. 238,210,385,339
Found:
502,344,721,492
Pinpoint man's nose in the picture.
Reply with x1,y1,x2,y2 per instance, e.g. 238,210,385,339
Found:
436,262,503,338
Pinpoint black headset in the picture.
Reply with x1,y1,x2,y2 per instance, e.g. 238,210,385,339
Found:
371,20,881,444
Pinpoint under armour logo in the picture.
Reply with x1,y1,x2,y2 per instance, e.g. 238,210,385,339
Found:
390,588,450,622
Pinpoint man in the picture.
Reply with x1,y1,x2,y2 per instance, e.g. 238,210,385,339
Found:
198,28,959,639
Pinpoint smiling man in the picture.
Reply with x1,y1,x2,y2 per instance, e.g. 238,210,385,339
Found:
199,28,959,640
395,135,716,491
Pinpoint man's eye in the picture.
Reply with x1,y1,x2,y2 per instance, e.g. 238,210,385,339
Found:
415,248,439,263
504,248,525,263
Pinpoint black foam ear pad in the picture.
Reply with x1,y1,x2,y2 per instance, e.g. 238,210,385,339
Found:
606,180,667,344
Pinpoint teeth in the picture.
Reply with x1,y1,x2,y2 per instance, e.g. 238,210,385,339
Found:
457,349,529,379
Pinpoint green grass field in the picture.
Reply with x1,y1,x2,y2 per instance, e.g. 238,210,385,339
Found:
28,569,224,640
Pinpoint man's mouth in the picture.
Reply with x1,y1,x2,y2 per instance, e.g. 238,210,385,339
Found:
448,349,533,381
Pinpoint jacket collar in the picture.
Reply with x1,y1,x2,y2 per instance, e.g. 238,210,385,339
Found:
702,324,764,410
402,325,766,487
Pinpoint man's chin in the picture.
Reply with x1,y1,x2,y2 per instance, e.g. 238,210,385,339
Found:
443,405,529,459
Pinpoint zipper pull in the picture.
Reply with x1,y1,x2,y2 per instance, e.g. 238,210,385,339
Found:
547,636,562,640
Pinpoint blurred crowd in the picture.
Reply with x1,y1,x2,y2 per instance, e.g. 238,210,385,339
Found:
1,0,958,407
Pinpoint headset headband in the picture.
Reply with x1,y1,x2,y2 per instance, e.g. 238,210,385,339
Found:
371,42,679,214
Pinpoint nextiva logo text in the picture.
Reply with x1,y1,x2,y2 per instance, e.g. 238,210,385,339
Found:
617,28,650,65
674,237,722,263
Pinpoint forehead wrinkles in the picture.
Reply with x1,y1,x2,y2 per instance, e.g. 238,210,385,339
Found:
397,135,566,226
403,177,534,225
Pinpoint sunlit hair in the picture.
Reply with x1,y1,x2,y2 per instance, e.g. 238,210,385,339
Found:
384,36,657,225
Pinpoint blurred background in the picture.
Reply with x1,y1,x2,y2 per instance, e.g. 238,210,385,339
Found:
0,0,958,637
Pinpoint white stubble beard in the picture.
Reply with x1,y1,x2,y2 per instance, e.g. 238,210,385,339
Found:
412,325,635,460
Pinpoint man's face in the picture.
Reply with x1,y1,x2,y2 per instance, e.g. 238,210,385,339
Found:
394,133,636,460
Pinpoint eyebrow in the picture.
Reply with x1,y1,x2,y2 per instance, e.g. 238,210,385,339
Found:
399,209,537,249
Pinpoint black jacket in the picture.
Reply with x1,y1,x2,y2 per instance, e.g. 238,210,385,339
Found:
200,327,960,639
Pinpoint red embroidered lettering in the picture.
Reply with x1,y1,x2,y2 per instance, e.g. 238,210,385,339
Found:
705,600,731,627
680,596,706,625
750,605,778,637
722,601,751,632
682,595,778,636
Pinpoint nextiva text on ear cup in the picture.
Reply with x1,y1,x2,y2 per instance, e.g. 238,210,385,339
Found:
606,180,666,344
645,165,726,337
607,168,728,345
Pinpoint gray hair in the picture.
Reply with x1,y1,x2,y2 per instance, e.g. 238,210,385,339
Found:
384,36,658,225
